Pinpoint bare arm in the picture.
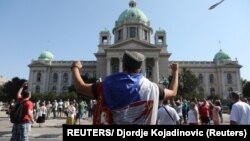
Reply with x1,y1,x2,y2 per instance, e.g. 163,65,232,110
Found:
163,63,179,100
28,109,35,123
17,82,28,99
71,61,94,97
209,101,216,108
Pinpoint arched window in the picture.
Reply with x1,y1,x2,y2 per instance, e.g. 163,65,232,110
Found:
198,74,203,83
37,72,42,82
63,73,68,83
102,36,108,44
210,87,215,95
158,36,164,45
52,86,57,93
62,86,68,93
35,85,40,93
209,74,214,84
53,73,58,83
227,73,232,84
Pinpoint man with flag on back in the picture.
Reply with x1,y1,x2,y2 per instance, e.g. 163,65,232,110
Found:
71,50,179,125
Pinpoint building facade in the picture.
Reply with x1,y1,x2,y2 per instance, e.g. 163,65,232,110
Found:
28,0,242,99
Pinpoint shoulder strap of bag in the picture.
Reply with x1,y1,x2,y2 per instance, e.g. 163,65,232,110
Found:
162,106,175,124
19,99,28,105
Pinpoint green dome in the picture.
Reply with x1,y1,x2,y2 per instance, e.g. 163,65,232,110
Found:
117,0,149,24
156,27,166,33
100,28,109,33
213,49,231,62
38,51,54,61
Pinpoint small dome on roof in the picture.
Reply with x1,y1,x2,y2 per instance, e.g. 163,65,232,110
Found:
117,0,149,24
156,27,166,33
38,50,54,61
100,28,109,33
213,49,231,62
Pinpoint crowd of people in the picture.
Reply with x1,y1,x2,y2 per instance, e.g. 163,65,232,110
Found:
8,98,96,125
7,50,250,141
157,98,226,125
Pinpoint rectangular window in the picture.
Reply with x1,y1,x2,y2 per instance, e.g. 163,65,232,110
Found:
227,73,232,84
146,66,152,78
118,30,123,40
144,30,148,40
129,27,136,38
112,66,119,74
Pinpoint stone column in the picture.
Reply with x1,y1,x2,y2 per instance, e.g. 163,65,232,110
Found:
123,25,127,40
220,69,226,99
69,69,73,85
141,59,146,76
106,57,111,76
139,25,142,40
119,57,123,72
154,57,159,83
44,67,49,93
204,73,209,97
236,70,241,92
58,72,62,93
28,70,34,92
32,71,35,92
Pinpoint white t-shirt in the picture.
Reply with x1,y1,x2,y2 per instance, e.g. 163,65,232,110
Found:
58,101,64,109
67,105,76,118
230,101,250,125
157,105,180,125
188,108,198,124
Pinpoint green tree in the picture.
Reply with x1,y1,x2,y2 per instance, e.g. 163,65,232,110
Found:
59,91,78,101
68,75,97,101
243,81,250,98
159,76,169,88
30,93,46,102
241,78,248,91
0,85,5,101
44,92,57,101
178,68,200,99
2,77,27,102
207,93,221,101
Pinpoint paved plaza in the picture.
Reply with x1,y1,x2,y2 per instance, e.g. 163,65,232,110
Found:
0,110,230,141
0,111,92,141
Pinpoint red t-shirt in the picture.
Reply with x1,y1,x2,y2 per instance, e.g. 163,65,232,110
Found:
199,103,210,117
17,96,33,123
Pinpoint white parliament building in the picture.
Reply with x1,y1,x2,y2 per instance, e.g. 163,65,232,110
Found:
28,0,242,99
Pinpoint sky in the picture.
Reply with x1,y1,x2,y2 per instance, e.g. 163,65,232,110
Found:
0,0,249,81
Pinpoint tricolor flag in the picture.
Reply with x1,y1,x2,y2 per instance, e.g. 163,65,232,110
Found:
209,0,225,10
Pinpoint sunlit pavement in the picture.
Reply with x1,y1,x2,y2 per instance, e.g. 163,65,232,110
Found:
0,111,92,141
0,111,230,141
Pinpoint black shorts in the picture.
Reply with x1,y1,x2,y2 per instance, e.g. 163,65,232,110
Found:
200,116,210,123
